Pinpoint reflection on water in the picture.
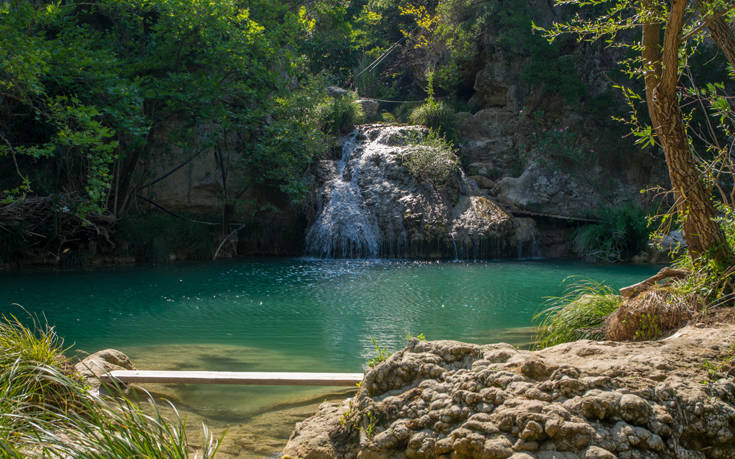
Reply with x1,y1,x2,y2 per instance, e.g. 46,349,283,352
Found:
0,258,659,457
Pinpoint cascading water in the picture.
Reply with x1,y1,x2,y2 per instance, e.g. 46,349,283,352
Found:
305,132,380,257
306,124,532,259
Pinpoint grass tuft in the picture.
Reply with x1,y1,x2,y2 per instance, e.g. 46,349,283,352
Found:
533,279,622,349
0,310,66,368
0,313,221,458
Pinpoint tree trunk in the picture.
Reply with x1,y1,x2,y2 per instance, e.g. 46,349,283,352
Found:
696,0,735,71
654,91,732,262
642,0,734,264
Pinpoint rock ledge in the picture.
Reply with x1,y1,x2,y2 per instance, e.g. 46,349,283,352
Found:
284,326,735,458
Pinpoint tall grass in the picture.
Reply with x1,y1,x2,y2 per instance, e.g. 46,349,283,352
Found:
533,279,622,349
0,312,66,367
0,313,220,458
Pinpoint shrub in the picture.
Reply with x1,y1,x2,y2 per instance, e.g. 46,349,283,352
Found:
367,337,389,367
408,100,456,139
533,279,622,349
401,130,460,186
315,94,365,134
573,205,651,262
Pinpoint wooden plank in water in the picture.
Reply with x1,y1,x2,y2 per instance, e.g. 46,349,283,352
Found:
101,370,364,386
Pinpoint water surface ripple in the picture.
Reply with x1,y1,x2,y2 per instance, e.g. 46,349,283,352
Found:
0,258,659,370
0,259,661,456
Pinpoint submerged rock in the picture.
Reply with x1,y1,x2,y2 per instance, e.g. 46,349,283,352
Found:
75,348,135,393
283,326,735,458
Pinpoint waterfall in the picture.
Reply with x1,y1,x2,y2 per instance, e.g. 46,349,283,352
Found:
450,234,459,261
306,124,516,259
305,132,380,258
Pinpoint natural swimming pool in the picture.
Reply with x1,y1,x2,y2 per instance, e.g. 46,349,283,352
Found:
0,259,659,456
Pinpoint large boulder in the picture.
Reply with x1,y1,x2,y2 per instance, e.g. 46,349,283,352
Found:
284,326,735,458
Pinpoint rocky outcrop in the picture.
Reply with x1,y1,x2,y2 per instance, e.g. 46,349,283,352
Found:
306,125,535,259
455,108,664,219
441,1,668,222
284,326,735,458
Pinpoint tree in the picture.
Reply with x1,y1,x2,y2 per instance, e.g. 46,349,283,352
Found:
544,0,735,266
696,0,735,71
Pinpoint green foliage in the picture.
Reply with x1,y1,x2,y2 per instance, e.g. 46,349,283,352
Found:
315,94,365,134
633,313,662,341
573,205,651,262
0,0,325,218
409,100,456,138
367,337,390,367
247,81,329,202
339,407,353,427
0,314,221,456
670,205,735,301
533,279,622,349
0,1,141,210
0,313,66,369
401,130,459,185
362,411,378,439
116,213,216,262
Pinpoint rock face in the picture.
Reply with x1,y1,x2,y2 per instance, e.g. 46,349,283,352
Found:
455,108,664,219
284,326,735,458
306,124,534,259
443,4,667,220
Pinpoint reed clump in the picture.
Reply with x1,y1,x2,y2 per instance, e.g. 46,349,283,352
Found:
0,313,220,458
533,279,622,349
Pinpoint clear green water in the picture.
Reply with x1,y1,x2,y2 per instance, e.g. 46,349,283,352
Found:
0,259,658,367
0,258,659,456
